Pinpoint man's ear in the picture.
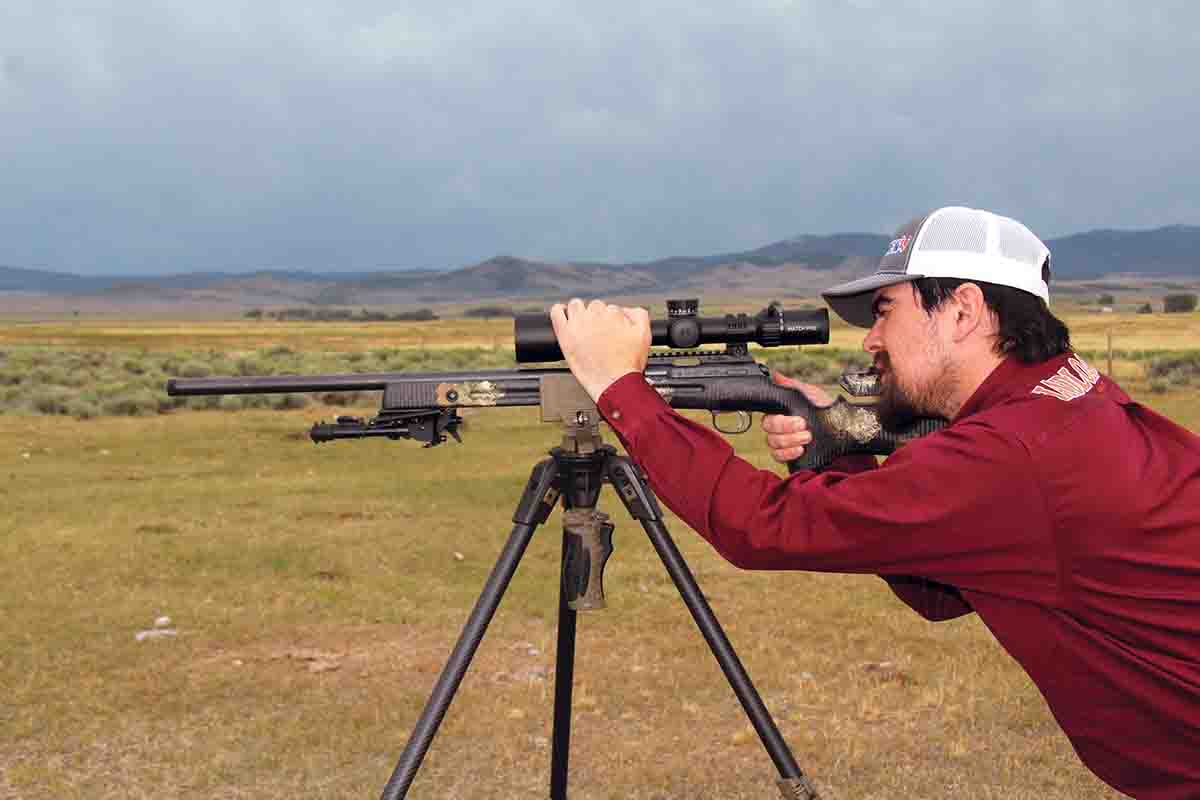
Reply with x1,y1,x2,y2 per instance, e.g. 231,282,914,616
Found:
949,283,989,341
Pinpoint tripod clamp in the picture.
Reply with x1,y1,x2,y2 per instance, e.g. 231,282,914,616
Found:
379,374,821,800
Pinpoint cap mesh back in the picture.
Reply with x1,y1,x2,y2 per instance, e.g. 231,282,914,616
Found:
916,210,988,253
997,217,1045,267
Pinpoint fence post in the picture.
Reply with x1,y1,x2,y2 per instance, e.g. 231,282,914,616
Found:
1107,330,1114,377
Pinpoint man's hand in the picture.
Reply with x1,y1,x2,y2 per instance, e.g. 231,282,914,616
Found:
549,298,651,401
761,371,834,464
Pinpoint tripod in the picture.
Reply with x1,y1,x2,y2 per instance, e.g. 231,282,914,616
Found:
378,378,819,800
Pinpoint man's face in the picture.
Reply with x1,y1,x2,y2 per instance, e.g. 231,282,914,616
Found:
862,283,958,427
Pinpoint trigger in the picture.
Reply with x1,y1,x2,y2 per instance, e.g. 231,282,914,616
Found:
713,411,752,434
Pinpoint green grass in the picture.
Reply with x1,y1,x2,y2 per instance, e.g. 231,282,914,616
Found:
4,338,1197,419
3,314,1195,798
0,345,519,418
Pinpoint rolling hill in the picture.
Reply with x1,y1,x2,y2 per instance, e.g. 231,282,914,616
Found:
2,225,1197,310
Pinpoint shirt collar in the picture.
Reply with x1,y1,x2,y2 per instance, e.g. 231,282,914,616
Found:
952,352,1075,423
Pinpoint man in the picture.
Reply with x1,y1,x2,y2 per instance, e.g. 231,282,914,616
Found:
549,207,1200,799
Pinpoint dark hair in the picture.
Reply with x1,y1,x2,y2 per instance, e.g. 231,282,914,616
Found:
910,262,1070,363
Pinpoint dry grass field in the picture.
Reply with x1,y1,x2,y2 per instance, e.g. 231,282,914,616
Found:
2,308,1197,799
0,317,513,353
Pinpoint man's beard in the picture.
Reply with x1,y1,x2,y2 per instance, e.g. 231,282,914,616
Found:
876,374,922,430
873,351,952,431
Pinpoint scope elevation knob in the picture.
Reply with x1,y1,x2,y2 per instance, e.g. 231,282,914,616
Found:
666,298,699,317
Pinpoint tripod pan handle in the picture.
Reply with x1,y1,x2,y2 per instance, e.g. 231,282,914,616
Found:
562,509,614,611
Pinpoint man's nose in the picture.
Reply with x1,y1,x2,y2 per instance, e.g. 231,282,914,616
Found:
862,321,883,353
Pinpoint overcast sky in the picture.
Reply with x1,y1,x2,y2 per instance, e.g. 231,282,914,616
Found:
2,1,1198,274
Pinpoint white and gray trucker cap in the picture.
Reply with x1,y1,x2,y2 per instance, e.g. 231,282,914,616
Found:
822,206,1052,328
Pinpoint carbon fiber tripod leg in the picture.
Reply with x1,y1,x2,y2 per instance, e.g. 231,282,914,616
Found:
549,529,577,800
605,456,820,800
378,457,562,800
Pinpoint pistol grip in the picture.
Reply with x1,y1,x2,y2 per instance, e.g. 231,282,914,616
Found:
562,510,614,611
786,398,947,472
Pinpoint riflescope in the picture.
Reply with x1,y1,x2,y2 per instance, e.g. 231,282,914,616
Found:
514,299,830,363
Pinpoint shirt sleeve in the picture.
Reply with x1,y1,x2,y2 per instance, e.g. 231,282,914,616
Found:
597,373,1049,594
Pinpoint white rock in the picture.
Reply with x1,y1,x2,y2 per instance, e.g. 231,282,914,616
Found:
135,628,178,642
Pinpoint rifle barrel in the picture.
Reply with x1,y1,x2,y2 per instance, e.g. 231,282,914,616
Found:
166,367,565,397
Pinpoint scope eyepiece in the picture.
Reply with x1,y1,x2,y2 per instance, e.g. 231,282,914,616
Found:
514,300,829,363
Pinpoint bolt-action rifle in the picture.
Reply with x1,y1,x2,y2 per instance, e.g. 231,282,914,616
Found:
166,300,944,471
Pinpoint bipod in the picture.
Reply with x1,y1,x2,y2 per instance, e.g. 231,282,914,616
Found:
379,376,819,800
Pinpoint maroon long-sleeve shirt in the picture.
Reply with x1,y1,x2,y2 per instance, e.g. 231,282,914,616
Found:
596,352,1200,799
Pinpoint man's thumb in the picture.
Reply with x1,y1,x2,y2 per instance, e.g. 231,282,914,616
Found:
771,370,804,389
771,371,833,408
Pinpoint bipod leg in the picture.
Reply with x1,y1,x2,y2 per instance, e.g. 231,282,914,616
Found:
379,456,562,800
605,456,820,800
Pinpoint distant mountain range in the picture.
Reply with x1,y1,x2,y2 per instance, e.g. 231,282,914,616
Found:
2,225,1198,310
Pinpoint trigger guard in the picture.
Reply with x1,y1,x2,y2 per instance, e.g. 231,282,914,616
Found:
712,410,752,434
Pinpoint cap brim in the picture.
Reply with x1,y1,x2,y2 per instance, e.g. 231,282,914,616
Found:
821,273,922,328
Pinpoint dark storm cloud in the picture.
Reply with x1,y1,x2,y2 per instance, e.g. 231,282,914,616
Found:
1,1,1197,273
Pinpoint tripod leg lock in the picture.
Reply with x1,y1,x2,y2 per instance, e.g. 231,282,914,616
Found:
606,457,663,522
778,775,820,799
513,458,561,526
562,509,614,611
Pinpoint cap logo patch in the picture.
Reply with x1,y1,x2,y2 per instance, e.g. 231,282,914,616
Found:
884,235,912,257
